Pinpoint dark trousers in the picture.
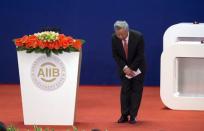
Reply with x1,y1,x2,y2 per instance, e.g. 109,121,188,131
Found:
120,74,144,118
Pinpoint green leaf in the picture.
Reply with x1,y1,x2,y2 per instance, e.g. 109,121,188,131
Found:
72,126,78,131
34,48,42,53
69,47,77,52
64,47,78,52
81,39,86,44
58,49,63,54
63,48,70,52
16,46,26,51
42,48,47,53
52,49,59,55
33,125,42,131
45,49,51,57
26,48,35,53
7,124,19,131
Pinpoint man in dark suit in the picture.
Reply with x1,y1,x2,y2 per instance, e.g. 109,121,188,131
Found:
112,21,146,124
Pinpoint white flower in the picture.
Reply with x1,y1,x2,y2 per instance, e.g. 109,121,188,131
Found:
34,31,59,42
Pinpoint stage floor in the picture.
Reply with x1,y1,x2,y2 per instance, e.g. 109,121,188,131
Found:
0,85,204,131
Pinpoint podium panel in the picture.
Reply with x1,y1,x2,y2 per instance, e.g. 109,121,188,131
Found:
17,51,81,125
177,57,204,97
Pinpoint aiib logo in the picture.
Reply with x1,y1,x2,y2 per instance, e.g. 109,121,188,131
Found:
38,62,59,83
31,55,66,91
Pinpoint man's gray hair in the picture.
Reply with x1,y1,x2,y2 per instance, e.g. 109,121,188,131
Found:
114,20,129,31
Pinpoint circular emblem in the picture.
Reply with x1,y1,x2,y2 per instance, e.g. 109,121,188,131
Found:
31,55,66,91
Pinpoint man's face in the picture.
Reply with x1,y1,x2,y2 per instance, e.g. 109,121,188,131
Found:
115,28,128,40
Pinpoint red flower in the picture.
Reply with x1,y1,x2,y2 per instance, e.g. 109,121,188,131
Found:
58,34,74,49
72,39,82,50
15,38,24,47
24,35,39,48
14,33,84,51
37,40,45,49
53,41,60,50
14,35,29,47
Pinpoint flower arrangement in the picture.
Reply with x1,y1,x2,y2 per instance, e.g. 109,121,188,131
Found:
13,31,85,56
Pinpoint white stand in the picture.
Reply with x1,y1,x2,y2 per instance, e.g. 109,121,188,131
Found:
17,51,82,125
161,23,204,110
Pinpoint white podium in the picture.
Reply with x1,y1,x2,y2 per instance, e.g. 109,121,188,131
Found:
17,51,81,125
160,23,204,110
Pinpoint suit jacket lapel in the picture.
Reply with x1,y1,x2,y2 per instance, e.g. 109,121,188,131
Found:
128,31,133,62
117,39,126,60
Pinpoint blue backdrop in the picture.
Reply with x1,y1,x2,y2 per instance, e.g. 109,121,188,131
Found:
0,0,204,85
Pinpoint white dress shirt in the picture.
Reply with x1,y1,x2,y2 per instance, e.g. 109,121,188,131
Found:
122,32,129,46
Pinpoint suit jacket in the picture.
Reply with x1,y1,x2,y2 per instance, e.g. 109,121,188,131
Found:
112,29,146,78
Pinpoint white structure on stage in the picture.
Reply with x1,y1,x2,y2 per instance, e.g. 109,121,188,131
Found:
161,23,204,110
17,51,81,125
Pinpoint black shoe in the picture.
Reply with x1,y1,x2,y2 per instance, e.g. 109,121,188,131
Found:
117,116,128,123
129,117,136,124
